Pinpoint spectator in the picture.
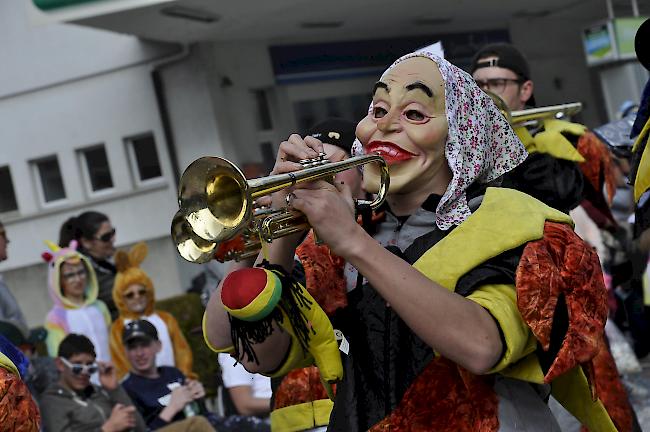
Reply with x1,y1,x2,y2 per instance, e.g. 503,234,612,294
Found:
120,319,214,431
39,333,145,432
0,220,28,326
217,353,271,418
0,318,58,402
59,211,119,319
43,240,111,369
110,242,194,380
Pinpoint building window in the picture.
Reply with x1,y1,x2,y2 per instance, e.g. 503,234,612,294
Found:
80,145,113,193
33,156,66,203
0,166,18,213
126,133,162,183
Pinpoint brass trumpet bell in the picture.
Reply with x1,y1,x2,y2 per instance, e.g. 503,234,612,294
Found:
172,153,389,263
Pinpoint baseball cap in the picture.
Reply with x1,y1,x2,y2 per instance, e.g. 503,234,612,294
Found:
471,43,536,107
122,319,158,344
306,118,357,155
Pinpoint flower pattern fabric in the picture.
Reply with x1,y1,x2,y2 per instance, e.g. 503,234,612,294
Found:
353,49,528,230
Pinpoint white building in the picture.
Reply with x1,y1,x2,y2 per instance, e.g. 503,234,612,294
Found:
2,0,647,326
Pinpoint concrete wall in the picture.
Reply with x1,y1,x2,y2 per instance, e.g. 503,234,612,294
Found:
0,0,193,327
509,8,610,128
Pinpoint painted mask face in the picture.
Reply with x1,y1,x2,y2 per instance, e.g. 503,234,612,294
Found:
123,283,148,314
356,57,450,196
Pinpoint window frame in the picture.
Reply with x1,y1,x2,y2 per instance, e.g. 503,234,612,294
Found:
30,154,68,207
77,143,115,197
124,132,164,187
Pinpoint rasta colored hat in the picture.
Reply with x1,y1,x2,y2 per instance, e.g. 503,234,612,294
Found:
306,118,357,155
221,267,282,321
122,319,158,344
113,242,154,318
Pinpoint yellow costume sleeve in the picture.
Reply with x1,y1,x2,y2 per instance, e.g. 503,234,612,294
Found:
109,319,130,380
159,310,197,380
467,284,536,373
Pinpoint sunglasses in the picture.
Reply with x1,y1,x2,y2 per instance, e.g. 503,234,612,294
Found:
95,228,116,243
124,288,147,300
60,356,98,376
62,268,87,281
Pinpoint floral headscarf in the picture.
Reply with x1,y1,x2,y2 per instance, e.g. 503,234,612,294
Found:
353,49,527,230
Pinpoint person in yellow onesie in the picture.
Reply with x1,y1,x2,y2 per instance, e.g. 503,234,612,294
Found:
203,47,618,431
109,242,195,380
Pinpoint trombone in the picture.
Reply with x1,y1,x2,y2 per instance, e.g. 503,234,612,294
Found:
172,153,389,263
486,91,582,128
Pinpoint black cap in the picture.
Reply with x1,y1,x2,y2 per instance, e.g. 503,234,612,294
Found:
636,18,650,71
306,118,357,155
471,43,536,107
471,43,531,80
122,319,158,344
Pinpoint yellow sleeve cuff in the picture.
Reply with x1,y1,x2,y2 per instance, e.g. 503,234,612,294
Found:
467,284,535,373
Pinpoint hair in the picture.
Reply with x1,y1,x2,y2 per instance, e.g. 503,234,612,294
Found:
57,333,96,359
59,211,109,247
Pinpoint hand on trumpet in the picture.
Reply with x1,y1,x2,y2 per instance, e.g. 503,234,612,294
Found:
269,134,360,256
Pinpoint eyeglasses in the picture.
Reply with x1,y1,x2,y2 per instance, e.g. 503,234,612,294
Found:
95,228,116,243
474,78,523,94
60,357,98,376
124,288,147,300
62,269,87,281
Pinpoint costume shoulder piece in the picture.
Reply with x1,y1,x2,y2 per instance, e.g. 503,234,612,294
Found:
413,187,572,289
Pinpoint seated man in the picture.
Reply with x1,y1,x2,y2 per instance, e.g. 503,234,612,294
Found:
217,352,271,418
39,333,145,432
120,319,214,432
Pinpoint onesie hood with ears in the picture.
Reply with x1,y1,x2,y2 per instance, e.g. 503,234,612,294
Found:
42,240,98,309
112,242,155,319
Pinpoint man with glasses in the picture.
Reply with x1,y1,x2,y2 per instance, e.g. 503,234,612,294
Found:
40,333,146,432
471,43,535,111
0,220,28,327
471,43,589,215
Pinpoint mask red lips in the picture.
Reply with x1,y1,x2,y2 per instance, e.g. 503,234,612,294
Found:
366,141,418,164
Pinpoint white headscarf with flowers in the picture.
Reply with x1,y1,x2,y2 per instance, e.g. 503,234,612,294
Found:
353,49,528,230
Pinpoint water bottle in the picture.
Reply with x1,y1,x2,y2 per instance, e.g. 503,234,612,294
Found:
183,401,200,418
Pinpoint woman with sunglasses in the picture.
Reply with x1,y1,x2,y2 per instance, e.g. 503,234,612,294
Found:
43,240,112,380
60,211,119,319
109,242,195,381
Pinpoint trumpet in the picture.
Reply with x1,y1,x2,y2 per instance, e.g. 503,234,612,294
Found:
172,153,389,263
487,91,582,128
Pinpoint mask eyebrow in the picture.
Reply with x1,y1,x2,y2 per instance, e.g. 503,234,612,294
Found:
405,81,433,98
373,81,389,96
